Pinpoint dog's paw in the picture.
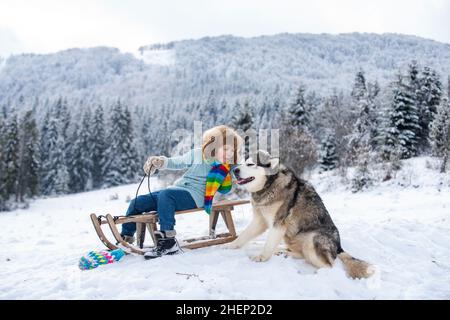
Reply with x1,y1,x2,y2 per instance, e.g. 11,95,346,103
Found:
250,254,270,262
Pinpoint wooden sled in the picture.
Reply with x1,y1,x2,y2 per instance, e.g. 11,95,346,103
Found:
90,199,250,255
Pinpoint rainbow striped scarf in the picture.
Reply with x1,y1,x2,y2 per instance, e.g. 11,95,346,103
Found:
204,161,232,214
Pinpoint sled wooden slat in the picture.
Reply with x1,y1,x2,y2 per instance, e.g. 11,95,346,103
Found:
183,235,238,250
99,214,157,225
90,213,119,251
105,214,147,255
91,199,250,251
183,232,232,243
99,199,249,225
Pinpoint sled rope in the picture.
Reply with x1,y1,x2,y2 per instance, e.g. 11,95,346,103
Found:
132,165,185,252
133,164,156,213
137,165,184,253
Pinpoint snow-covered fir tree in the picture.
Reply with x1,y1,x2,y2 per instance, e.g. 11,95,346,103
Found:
379,74,420,160
288,84,310,128
231,99,254,159
406,61,422,147
312,91,350,168
416,66,442,150
319,133,338,172
40,108,70,195
122,106,140,181
220,99,229,120
281,85,317,175
270,95,283,129
204,90,218,128
0,111,6,208
54,98,72,161
257,96,270,128
90,105,106,189
231,99,254,132
149,105,172,155
348,70,376,171
429,97,450,172
447,75,450,99
17,109,40,201
407,60,421,101
68,109,93,192
367,80,381,147
52,133,70,195
351,144,373,193
3,111,20,199
350,71,370,142
103,100,139,187
103,101,126,187
39,107,52,192
351,70,367,102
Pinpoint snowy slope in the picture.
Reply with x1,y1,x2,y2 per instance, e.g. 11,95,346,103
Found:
2,33,450,108
0,157,449,299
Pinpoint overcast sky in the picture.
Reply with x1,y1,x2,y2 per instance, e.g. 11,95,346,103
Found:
1,0,449,56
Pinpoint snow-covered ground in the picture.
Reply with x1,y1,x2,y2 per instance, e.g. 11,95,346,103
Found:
0,157,449,299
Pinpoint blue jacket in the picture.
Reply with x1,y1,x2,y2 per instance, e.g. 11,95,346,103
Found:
161,148,236,208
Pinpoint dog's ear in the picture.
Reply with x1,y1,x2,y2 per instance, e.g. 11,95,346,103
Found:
264,157,280,176
270,157,280,170
256,149,271,167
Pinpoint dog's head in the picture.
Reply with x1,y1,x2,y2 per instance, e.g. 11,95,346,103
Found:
233,150,280,193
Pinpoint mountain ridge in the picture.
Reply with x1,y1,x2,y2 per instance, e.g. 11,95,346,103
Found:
1,32,449,111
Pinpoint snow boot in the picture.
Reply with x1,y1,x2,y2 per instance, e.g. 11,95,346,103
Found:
144,230,181,260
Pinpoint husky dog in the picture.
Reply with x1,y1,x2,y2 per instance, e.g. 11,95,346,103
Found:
227,150,374,279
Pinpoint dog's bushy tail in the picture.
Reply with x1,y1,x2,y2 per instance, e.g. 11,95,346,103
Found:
338,252,375,279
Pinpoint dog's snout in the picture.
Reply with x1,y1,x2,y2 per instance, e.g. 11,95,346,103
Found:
234,168,240,174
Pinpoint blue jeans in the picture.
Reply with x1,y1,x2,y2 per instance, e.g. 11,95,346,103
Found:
121,188,197,236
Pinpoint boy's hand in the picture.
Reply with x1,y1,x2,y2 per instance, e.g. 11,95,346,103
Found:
143,156,165,175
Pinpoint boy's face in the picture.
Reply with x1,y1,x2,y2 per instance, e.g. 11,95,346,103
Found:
216,144,235,163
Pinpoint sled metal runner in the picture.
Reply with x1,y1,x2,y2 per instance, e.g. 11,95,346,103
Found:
90,199,250,255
